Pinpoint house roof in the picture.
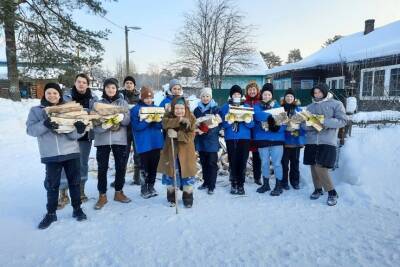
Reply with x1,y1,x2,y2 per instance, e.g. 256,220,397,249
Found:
224,52,268,76
266,20,400,75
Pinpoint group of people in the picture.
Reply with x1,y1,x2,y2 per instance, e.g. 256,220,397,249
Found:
26,73,347,230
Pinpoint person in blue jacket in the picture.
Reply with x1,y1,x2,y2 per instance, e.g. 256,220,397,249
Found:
253,83,286,196
193,87,221,195
159,79,183,111
131,86,164,199
281,89,305,190
219,85,254,195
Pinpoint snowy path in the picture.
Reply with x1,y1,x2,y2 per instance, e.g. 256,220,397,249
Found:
0,99,399,267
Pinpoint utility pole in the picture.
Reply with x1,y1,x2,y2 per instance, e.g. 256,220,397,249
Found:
125,25,141,76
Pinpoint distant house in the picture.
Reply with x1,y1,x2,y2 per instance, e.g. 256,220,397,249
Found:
266,19,400,111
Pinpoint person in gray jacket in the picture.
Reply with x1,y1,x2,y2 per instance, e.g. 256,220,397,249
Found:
26,83,87,229
93,78,132,210
58,73,98,209
303,83,347,206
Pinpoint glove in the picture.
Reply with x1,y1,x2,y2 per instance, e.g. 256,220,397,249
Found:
267,116,280,132
180,117,191,129
43,117,59,130
167,128,178,139
243,113,252,123
198,122,209,133
74,121,86,134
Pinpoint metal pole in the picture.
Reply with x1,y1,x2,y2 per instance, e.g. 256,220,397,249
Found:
125,25,129,76
170,137,179,214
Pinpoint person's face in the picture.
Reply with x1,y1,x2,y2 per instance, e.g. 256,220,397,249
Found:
232,92,241,99
124,81,135,91
143,97,153,105
174,104,185,117
45,88,60,104
201,94,211,105
105,84,117,97
75,77,88,94
248,87,258,98
262,91,273,102
313,88,324,99
171,85,183,96
285,94,294,104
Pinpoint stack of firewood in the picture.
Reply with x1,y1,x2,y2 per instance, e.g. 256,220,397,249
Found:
92,102,128,131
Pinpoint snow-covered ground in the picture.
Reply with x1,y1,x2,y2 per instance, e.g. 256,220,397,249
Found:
0,98,399,267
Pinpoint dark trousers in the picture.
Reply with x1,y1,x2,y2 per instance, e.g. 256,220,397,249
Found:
96,145,128,193
252,150,261,181
199,151,218,190
139,149,161,185
281,147,301,187
44,158,81,213
226,140,250,187
125,131,141,175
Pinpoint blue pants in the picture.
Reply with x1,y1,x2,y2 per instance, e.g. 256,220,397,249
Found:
162,159,195,189
259,146,283,180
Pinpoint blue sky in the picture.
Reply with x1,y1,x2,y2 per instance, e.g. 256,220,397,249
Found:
1,0,400,73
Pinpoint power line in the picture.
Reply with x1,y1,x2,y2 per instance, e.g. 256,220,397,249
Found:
100,15,124,30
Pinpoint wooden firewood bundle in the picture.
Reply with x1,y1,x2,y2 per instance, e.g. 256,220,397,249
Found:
260,107,288,131
45,101,98,134
195,114,222,129
225,105,254,124
92,102,128,131
297,109,324,132
139,107,165,122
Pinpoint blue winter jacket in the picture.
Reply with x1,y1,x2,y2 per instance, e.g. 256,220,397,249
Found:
193,100,220,153
131,101,164,154
159,95,174,108
253,100,285,142
219,102,254,140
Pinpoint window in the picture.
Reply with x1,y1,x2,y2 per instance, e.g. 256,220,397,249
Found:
300,80,314,89
360,64,400,99
272,78,291,90
326,76,345,89
389,68,400,96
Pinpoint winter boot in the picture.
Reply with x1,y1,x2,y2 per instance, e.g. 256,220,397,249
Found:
141,184,152,199
148,184,158,197
167,188,176,206
281,180,290,190
38,213,57,229
292,184,300,190
57,189,70,210
207,188,214,195
110,181,115,188
270,179,283,196
237,185,245,195
230,183,238,195
114,191,131,203
72,208,87,221
182,191,193,208
94,193,108,210
130,167,141,185
256,177,271,193
310,189,324,200
254,176,262,185
197,183,207,190
80,183,89,202
327,190,339,206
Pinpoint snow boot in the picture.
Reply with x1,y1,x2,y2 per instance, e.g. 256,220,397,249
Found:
197,183,207,190
148,184,158,197
141,184,152,199
230,183,238,195
130,167,141,185
72,208,87,221
182,191,193,208
327,190,339,206
38,213,57,230
292,184,300,190
254,177,262,185
237,185,245,195
167,189,176,206
94,193,108,210
80,183,88,202
114,191,131,203
281,181,290,190
57,189,70,210
256,177,271,193
270,179,283,196
207,188,214,195
310,189,324,200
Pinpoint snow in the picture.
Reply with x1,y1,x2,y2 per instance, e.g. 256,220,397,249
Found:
266,20,400,75
0,98,399,267
224,52,269,76
351,110,400,123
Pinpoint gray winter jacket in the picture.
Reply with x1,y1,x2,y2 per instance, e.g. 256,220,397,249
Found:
304,94,348,146
26,105,82,162
93,97,130,147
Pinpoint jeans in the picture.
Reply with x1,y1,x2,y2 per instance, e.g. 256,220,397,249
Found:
259,145,283,180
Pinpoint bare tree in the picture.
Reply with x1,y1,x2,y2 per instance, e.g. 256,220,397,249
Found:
175,0,254,88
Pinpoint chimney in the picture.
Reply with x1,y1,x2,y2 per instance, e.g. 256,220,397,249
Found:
364,19,375,35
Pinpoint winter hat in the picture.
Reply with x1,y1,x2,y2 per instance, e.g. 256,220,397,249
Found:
311,83,329,98
140,86,154,100
261,83,274,96
229,85,243,98
169,79,182,90
284,88,296,99
123,76,136,85
44,82,62,96
200,87,212,98
103,78,119,90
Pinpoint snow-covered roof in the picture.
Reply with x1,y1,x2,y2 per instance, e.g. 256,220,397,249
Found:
224,52,268,76
266,20,400,75
0,66,63,80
